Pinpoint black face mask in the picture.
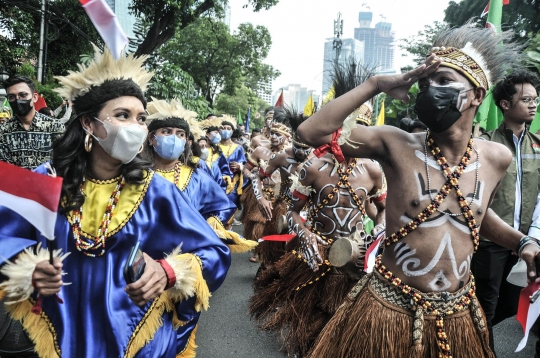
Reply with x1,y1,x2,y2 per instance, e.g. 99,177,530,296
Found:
414,86,463,133
11,99,33,117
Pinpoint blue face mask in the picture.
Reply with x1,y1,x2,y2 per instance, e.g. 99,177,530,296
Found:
220,129,232,140
153,135,186,160
210,133,221,145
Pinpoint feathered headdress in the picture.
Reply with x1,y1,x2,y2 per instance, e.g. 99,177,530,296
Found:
146,97,204,140
218,114,237,129
199,117,223,131
55,46,153,113
430,23,522,90
285,106,310,148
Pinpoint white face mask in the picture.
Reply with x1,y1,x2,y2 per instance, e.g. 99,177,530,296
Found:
200,147,209,161
88,118,148,164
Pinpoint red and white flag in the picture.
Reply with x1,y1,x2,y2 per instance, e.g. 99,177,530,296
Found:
515,281,540,352
364,230,385,273
79,0,129,59
274,90,284,108
0,162,63,240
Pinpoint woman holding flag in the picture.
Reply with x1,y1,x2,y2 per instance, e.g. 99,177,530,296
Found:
0,47,230,358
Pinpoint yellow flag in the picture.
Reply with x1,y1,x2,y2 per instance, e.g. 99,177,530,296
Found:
303,94,315,116
375,101,385,126
322,86,335,106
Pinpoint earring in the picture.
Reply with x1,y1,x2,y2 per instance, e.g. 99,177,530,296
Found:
84,133,93,152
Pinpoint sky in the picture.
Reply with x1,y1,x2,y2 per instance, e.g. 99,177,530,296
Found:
228,0,453,96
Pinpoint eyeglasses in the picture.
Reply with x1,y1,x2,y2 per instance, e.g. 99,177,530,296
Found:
7,92,31,102
522,97,540,106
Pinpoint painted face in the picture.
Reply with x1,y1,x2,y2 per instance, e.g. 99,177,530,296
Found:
293,145,312,161
270,131,285,146
265,111,274,128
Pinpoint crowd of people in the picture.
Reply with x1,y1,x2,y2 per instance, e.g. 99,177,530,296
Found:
0,23,540,358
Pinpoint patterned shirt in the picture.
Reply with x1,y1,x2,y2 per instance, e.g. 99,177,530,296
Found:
0,112,65,170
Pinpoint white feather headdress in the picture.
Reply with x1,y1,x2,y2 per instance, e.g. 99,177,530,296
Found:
147,97,204,140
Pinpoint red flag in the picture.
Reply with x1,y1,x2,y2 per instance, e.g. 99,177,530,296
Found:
34,92,47,112
0,162,63,240
480,0,510,18
79,0,129,59
516,282,540,351
364,230,385,273
274,90,284,108
259,234,296,242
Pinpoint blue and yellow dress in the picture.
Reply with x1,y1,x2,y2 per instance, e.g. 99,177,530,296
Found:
218,142,246,208
0,165,231,358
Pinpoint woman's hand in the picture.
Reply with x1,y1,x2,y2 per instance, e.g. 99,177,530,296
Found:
32,258,63,296
125,253,168,307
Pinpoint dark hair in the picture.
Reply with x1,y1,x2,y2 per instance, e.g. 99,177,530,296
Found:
205,113,217,119
39,107,54,116
53,112,151,214
400,117,427,133
285,106,306,133
205,125,219,134
493,69,540,112
191,135,202,158
273,107,288,125
264,106,275,115
72,79,146,114
232,128,242,139
3,76,35,93
221,120,234,128
252,128,261,133
147,117,190,137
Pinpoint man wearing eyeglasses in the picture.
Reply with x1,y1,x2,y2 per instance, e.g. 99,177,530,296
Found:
0,76,64,170
473,69,540,354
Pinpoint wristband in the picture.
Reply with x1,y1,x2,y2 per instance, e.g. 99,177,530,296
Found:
259,167,271,178
156,259,176,289
517,236,540,257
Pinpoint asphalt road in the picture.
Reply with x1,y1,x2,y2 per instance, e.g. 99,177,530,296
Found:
197,224,537,358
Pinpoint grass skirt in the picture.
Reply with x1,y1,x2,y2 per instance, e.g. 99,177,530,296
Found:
240,184,266,242
255,198,288,267
249,235,356,356
308,270,494,358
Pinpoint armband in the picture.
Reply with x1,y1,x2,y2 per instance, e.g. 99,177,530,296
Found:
313,128,345,163
156,259,176,289
372,192,387,202
517,236,540,257
290,173,314,201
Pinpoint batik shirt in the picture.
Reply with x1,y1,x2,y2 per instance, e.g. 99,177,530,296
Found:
0,112,64,170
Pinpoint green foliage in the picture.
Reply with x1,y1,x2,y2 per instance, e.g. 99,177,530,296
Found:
444,0,540,41
399,21,447,65
384,84,420,127
15,61,62,108
214,85,268,129
0,0,101,78
526,32,540,75
130,0,279,56
158,17,278,106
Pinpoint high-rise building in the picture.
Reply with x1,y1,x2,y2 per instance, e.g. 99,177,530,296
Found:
106,0,136,39
255,79,272,105
223,5,231,29
353,11,395,72
321,38,364,95
272,84,320,110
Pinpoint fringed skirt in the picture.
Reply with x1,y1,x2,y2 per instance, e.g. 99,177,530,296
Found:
249,235,357,356
240,184,266,242
255,198,288,268
308,270,494,358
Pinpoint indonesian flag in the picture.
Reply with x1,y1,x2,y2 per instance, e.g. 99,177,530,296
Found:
79,0,129,59
481,0,510,18
364,230,385,273
34,92,47,112
0,162,63,240
515,282,540,352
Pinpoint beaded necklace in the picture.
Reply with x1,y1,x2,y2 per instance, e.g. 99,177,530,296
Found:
220,142,235,157
172,162,183,187
424,135,480,217
375,255,476,358
72,175,126,257
292,158,367,290
383,133,480,252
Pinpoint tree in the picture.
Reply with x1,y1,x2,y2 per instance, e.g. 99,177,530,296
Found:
526,31,540,75
158,17,279,106
130,0,279,56
214,85,268,128
399,21,447,65
444,0,540,41
0,0,101,77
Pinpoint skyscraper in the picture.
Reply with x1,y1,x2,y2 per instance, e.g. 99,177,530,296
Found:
272,84,320,110
105,0,136,39
255,79,273,104
321,38,364,94
353,11,395,72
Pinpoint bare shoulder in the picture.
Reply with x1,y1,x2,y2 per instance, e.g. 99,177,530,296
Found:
252,146,271,161
476,139,512,172
251,136,261,148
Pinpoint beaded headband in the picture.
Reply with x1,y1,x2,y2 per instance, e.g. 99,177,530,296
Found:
265,111,274,120
431,43,491,89
270,123,291,137
351,102,373,126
